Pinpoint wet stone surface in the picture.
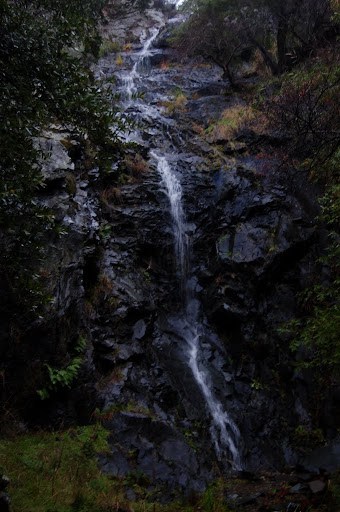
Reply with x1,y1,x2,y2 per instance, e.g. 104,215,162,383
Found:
17,2,333,498
89,4,325,490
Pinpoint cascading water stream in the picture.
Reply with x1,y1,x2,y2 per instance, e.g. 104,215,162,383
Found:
151,153,242,470
186,325,242,469
123,27,162,102
150,153,189,287
121,20,242,471
168,0,184,6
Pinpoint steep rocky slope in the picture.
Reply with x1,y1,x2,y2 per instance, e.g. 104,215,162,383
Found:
1,2,338,502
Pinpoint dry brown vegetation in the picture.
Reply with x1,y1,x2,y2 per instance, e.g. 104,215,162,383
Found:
100,186,123,205
205,104,268,143
124,153,149,181
160,90,188,114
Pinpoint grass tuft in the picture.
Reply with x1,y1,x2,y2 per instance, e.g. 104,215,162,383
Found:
205,104,266,142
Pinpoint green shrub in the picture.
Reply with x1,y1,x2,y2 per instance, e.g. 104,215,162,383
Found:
266,55,340,183
293,425,325,449
98,39,121,57
288,184,340,378
0,0,121,323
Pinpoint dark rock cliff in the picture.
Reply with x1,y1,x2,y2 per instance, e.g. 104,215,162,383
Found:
1,2,338,496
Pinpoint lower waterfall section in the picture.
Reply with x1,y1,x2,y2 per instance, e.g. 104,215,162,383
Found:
151,151,242,470
185,314,242,470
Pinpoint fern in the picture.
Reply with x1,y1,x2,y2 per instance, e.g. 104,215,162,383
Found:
37,337,87,399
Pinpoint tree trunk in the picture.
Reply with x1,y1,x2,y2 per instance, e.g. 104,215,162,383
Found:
246,33,279,75
256,41,279,75
222,65,239,91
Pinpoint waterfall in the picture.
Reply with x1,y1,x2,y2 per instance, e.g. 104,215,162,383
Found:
121,20,242,471
166,0,184,6
151,152,242,471
123,27,162,102
186,323,242,469
150,152,189,286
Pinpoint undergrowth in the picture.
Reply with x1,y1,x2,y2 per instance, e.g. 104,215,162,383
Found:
0,425,233,511
0,425,112,512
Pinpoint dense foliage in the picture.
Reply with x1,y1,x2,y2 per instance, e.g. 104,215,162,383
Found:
265,50,340,378
176,0,338,85
0,0,118,319
266,52,340,180
175,0,250,87
290,186,340,376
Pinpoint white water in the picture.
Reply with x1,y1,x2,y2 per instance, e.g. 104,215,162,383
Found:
122,22,242,471
186,323,242,469
151,153,242,470
166,0,184,6
123,27,162,102
150,152,188,282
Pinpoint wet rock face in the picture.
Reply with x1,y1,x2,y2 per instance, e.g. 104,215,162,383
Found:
0,124,101,420
191,166,319,470
89,16,323,487
83,7,324,487
3,2,332,496
100,412,210,494
100,3,168,45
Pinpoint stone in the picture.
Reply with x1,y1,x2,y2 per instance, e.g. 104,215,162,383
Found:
159,439,198,471
125,489,136,501
231,224,269,263
223,372,233,383
100,448,130,477
228,493,240,500
289,483,307,493
133,319,147,340
35,131,75,180
303,440,340,473
0,477,9,492
0,492,10,512
223,141,247,154
95,339,116,352
308,480,326,493
115,343,143,362
230,492,262,506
